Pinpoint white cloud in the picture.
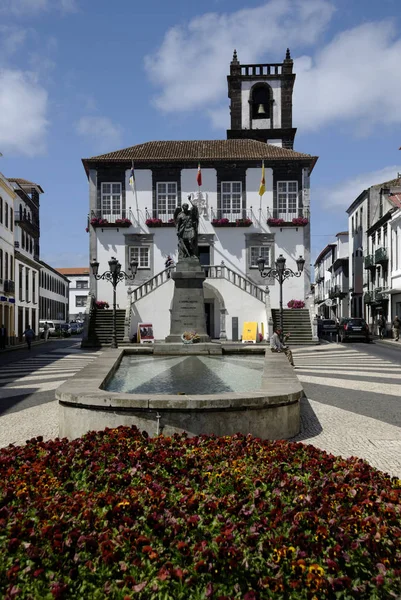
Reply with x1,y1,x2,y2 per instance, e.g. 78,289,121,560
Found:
294,21,401,132
76,116,123,153
146,2,401,135
0,0,77,15
0,25,27,58
318,165,401,210
145,0,334,114
0,68,48,156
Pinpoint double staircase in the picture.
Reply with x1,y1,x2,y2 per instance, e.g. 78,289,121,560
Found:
87,308,126,346
271,308,315,346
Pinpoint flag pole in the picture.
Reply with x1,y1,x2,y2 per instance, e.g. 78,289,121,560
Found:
131,161,139,222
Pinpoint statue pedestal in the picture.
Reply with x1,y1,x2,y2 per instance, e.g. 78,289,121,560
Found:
165,258,210,343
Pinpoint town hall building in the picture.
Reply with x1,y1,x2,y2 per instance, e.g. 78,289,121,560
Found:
83,50,318,341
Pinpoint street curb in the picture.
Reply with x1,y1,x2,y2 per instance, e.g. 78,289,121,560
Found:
0,340,47,354
374,339,401,351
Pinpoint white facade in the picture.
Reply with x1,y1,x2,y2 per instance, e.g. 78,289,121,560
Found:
56,270,90,321
314,233,349,319
388,189,401,323
90,164,310,341
347,191,369,318
39,261,69,324
0,173,16,343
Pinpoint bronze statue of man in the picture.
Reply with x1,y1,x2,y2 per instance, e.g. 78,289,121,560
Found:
174,196,199,258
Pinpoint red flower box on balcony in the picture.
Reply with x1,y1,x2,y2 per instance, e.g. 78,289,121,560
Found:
90,218,131,228
267,217,309,227
212,218,252,227
146,218,175,227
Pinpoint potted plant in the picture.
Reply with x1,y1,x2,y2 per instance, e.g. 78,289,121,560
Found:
90,217,109,227
212,218,231,227
145,218,163,227
181,331,201,344
287,299,305,309
267,218,285,226
115,218,132,226
292,217,309,226
95,300,109,309
236,217,252,227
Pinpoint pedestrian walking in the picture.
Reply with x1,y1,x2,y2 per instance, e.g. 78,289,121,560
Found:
165,255,175,278
270,328,294,366
378,314,386,339
393,316,400,341
0,324,7,350
43,321,50,341
23,325,35,350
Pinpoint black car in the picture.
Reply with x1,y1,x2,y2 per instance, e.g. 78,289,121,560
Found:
319,319,338,338
338,318,370,343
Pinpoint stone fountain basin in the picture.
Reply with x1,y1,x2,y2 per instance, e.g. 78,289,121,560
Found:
56,348,303,441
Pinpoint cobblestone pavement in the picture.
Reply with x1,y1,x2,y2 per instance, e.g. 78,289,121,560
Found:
1,342,401,479
291,343,401,478
0,342,101,448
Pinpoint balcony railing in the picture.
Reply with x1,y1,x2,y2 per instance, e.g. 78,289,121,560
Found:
364,255,375,269
374,287,385,302
374,247,388,264
4,280,15,294
14,211,39,235
363,291,374,304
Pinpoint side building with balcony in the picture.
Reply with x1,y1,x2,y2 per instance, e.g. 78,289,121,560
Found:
346,189,368,318
388,186,401,320
7,178,43,341
0,173,16,344
55,267,90,321
82,51,318,342
39,261,70,325
314,232,349,319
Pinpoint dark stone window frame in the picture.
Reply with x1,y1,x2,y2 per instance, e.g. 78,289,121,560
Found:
124,233,154,285
151,168,181,219
249,82,273,124
245,232,275,285
96,167,126,217
272,165,303,219
216,165,247,220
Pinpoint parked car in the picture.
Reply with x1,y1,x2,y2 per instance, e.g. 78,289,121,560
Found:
319,319,338,338
39,320,56,338
338,318,370,343
55,323,71,337
70,323,83,335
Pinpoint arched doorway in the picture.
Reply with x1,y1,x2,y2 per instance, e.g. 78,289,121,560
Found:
203,282,227,340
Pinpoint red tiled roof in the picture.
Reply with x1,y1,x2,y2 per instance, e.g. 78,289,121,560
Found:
7,178,44,193
389,193,401,210
371,177,401,189
83,139,317,167
56,267,90,276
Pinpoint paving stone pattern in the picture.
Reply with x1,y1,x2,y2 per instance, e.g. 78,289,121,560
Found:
1,344,401,478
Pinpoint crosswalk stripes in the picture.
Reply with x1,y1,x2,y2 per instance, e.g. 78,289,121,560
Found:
0,347,102,399
292,345,401,397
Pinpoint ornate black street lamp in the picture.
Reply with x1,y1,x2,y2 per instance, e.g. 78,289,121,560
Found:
257,254,305,335
90,256,138,349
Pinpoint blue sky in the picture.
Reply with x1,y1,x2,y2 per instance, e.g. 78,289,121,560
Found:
0,0,400,267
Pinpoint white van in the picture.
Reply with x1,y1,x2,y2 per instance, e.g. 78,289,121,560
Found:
39,320,56,337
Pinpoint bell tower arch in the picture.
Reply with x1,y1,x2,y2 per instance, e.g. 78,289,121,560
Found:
227,49,297,149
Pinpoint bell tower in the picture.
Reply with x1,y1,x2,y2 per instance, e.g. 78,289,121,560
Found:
227,49,297,149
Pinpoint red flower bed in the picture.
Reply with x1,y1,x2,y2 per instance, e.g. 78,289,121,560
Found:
0,427,400,599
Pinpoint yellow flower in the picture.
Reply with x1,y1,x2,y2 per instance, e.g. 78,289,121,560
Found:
308,563,324,576
116,500,130,507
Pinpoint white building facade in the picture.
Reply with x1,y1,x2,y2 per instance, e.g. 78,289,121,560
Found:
0,173,16,343
7,179,43,341
56,268,90,321
39,261,69,324
314,232,349,320
83,51,318,341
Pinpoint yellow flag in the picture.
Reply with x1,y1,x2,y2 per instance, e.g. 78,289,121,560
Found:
259,162,265,196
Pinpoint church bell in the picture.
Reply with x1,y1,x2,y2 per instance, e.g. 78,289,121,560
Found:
257,104,266,115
